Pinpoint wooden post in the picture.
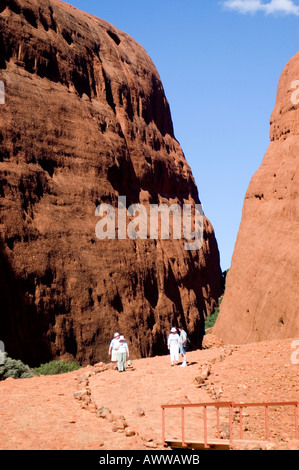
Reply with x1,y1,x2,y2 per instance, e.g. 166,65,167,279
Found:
203,406,209,448
239,407,243,439
162,407,166,446
229,404,233,446
181,407,186,447
295,404,298,440
265,405,269,440
216,406,220,439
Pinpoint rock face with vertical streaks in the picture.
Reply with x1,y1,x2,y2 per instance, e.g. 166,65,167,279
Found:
0,0,221,365
214,52,299,344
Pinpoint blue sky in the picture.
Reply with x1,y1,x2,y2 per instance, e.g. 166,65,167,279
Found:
67,0,298,271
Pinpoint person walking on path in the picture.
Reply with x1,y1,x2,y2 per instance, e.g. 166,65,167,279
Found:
178,326,188,367
116,335,129,372
167,327,180,366
108,332,120,369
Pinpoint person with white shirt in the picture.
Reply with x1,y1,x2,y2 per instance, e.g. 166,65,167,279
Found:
167,327,180,366
108,332,120,369
116,335,129,372
178,326,188,367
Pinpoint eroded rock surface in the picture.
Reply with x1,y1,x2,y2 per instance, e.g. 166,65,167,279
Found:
214,52,299,344
0,0,221,365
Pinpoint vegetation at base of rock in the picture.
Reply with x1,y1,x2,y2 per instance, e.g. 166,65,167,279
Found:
205,297,222,329
0,353,34,380
33,360,81,376
205,269,229,330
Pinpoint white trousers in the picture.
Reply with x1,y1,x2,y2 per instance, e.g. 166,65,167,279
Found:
170,344,179,363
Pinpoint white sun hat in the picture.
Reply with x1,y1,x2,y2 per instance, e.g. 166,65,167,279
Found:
171,327,177,333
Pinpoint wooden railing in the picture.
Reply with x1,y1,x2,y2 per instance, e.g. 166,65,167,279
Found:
161,401,299,448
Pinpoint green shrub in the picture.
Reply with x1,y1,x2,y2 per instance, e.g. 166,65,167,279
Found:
33,360,81,376
205,269,229,331
0,354,34,380
205,296,223,330
205,309,219,329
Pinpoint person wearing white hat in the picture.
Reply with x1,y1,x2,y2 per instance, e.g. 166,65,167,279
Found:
108,332,120,369
116,335,129,372
167,327,180,366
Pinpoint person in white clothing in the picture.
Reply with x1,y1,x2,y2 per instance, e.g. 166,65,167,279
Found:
116,335,129,372
108,332,120,369
178,326,188,367
167,327,180,366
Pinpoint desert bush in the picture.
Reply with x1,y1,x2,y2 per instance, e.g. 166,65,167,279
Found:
205,309,219,329
0,353,34,380
204,269,229,330
205,296,223,329
33,360,81,376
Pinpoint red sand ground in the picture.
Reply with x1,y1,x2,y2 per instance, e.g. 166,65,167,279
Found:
0,337,298,450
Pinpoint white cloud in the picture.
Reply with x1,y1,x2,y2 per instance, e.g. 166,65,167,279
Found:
223,0,299,15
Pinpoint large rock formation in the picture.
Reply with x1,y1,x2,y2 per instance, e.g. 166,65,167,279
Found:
0,0,222,366
214,52,299,344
